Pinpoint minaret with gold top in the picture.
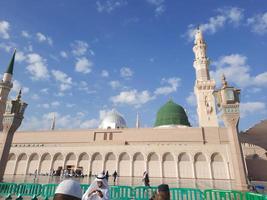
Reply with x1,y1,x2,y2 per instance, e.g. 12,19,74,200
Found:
193,28,218,127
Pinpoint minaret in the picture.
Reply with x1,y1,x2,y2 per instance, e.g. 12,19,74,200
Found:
213,75,248,190
193,29,218,127
0,89,27,181
0,50,16,131
136,112,140,128
51,113,56,130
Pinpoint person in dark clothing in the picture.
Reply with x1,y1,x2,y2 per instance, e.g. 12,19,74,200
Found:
143,171,150,187
105,170,109,181
112,171,118,185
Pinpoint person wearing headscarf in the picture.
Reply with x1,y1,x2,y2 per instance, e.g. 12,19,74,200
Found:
82,173,110,200
53,179,83,200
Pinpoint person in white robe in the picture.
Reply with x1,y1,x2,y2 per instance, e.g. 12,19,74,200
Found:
82,173,110,200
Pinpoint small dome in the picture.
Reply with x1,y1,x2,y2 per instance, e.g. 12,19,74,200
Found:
99,110,127,129
154,100,190,128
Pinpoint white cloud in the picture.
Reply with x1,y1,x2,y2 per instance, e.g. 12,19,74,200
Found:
96,0,126,13
110,89,154,107
101,70,109,77
36,32,53,45
21,30,31,38
186,92,197,107
31,94,40,100
75,57,93,74
21,111,99,130
240,102,266,118
66,103,75,108
26,53,49,80
185,7,244,40
210,54,267,88
40,88,49,94
0,20,10,39
109,80,121,89
247,12,267,35
120,67,133,78
80,119,99,129
78,81,96,94
146,0,166,16
11,80,29,95
60,51,68,58
51,101,60,107
154,77,180,95
0,42,16,52
71,40,89,56
16,51,26,62
51,70,72,91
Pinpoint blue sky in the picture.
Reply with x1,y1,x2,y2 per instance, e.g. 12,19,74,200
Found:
0,0,266,131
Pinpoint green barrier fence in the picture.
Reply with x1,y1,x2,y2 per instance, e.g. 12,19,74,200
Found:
1,182,267,200
41,184,58,200
246,192,266,200
170,188,203,200
0,182,17,199
15,183,42,200
133,186,158,200
204,189,243,200
110,185,133,200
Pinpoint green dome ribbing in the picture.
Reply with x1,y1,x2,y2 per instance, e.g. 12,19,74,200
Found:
154,100,190,127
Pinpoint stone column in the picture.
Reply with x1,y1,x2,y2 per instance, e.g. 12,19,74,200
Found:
159,158,163,178
24,156,31,175
209,158,213,179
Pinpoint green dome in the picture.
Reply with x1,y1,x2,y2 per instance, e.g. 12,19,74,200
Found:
154,100,190,127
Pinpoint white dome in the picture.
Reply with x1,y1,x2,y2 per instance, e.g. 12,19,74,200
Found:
99,110,127,129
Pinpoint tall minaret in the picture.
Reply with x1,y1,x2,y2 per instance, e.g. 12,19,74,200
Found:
50,113,56,130
0,50,16,131
193,29,218,127
136,112,140,128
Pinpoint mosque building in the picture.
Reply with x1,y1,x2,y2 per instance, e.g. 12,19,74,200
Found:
0,29,267,190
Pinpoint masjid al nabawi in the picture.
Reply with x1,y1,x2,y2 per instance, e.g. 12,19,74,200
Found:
0,29,267,190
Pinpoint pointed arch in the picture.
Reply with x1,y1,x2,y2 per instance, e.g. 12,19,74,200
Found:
91,152,103,175
27,153,39,174
5,153,16,175
162,152,176,178
194,152,209,179
78,153,89,175
104,152,116,174
211,153,227,179
133,152,145,177
39,153,52,174
14,153,27,175
178,152,192,178
65,153,76,168
147,152,160,177
52,153,63,171
118,152,130,176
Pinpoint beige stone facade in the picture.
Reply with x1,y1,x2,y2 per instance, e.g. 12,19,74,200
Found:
2,127,232,180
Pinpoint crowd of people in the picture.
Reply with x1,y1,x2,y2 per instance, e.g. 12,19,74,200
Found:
53,171,170,200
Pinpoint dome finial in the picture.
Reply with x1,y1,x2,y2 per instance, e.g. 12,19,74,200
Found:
221,73,228,88
16,88,22,101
